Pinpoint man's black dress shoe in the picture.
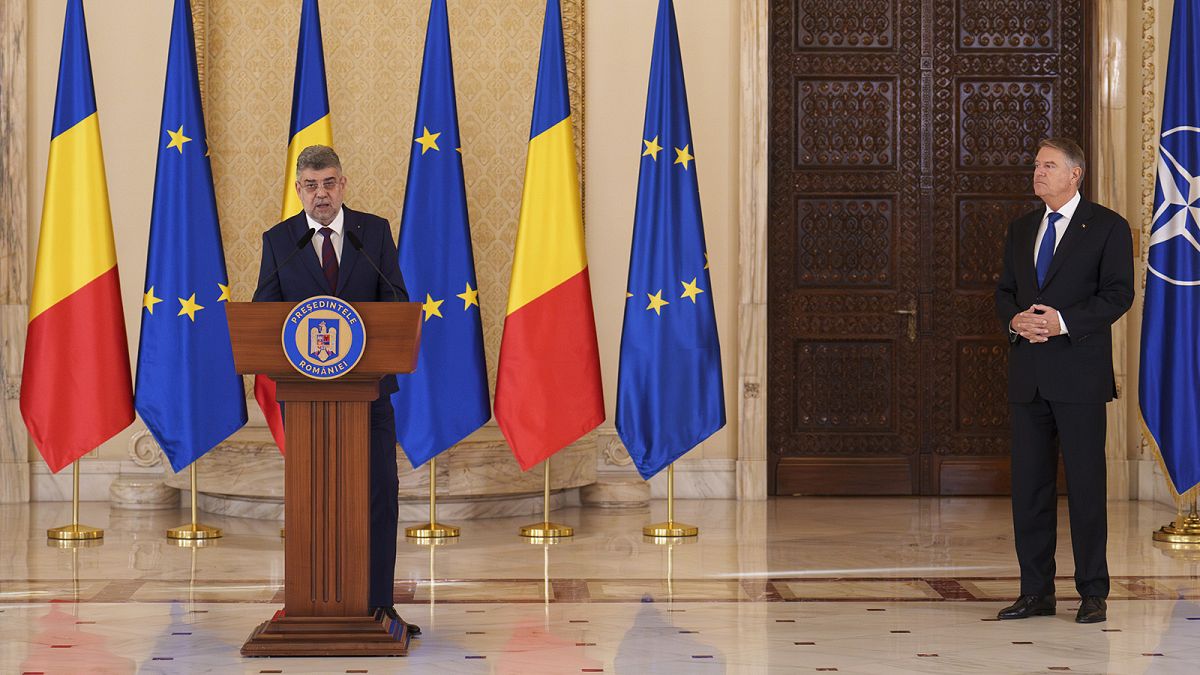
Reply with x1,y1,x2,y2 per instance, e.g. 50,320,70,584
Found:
374,606,421,637
1075,596,1106,624
997,594,1056,620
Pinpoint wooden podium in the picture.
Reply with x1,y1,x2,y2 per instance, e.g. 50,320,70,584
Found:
227,301,422,657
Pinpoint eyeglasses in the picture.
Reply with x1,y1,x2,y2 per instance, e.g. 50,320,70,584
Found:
300,177,343,194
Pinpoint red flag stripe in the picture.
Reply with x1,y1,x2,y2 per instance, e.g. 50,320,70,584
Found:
495,268,604,470
20,267,133,472
254,374,286,453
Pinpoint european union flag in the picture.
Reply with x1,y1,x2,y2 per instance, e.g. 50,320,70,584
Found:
134,0,246,472
392,0,490,468
616,0,725,480
1141,0,1200,495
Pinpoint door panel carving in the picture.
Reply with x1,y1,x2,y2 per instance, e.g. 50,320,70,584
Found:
768,0,1090,495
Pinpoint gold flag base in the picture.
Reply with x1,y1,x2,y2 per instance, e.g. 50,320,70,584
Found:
520,521,574,538
1152,511,1200,545
47,524,103,541
642,521,698,538
405,522,460,539
167,523,222,540
643,464,697,541
519,459,574,539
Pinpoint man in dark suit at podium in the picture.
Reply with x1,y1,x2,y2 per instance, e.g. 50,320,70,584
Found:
994,138,1133,625
255,144,416,633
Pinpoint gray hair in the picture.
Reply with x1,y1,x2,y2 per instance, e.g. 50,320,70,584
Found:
295,145,342,178
1037,137,1086,181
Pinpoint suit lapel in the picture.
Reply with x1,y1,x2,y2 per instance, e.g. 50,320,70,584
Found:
335,208,361,295
291,215,330,293
1041,199,1093,289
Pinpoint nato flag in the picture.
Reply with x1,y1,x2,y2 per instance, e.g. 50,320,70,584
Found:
1140,0,1200,495
616,0,725,481
392,0,490,468
134,0,246,472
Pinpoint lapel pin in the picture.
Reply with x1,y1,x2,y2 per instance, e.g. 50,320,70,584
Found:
1082,223,1088,229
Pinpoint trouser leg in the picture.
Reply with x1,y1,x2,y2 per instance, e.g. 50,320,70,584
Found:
1010,395,1060,596
1050,400,1109,598
368,396,399,608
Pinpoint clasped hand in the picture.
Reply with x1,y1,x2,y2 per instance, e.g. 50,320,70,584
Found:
1010,304,1061,343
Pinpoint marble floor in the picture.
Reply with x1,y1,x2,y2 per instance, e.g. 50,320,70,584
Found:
1,497,1199,673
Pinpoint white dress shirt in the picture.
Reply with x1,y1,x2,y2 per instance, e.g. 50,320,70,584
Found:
306,207,345,265
1032,190,1080,335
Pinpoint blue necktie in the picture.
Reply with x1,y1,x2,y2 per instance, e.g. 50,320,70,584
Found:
1036,212,1061,288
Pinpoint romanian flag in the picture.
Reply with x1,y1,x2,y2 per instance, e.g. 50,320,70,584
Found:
20,0,134,473
494,0,604,470
616,0,725,480
134,0,247,472
254,0,333,452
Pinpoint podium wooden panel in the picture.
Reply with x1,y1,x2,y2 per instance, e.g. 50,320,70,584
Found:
227,301,421,656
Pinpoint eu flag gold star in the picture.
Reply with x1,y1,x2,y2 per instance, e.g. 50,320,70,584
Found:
680,278,704,303
166,126,192,153
217,283,232,302
674,144,694,170
178,293,204,321
144,287,163,314
422,293,444,321
456,282,480,310
646,289,669,315
643,136,663,160
415,127,441,154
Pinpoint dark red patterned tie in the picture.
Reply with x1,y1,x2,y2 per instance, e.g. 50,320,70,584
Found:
319,227,338,292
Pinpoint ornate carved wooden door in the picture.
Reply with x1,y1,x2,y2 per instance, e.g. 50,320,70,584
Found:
767,1,1090,495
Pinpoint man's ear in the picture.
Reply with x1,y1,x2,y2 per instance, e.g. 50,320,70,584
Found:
294,180,302,197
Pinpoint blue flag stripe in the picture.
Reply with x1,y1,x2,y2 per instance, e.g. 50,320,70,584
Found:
529,0,571,138
51,0,98,138
134,0,247,472
289,0,331,135
616,0,725,481
391,0,490,468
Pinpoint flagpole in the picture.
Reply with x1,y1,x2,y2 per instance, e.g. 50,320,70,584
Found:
168,465,222,540
644,463,698,538
48,460,103,541
520,458,573,538
1153,487,1200,545
405,457,459,539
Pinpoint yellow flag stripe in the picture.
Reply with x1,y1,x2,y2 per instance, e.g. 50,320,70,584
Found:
505,118,588,315
280,115,333,220
29,113,118,320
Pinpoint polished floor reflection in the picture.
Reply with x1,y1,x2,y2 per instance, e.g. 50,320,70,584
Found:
1,497,1198,673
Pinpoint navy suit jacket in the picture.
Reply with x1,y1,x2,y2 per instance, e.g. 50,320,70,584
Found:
255,206,409,396
994,198,1134,404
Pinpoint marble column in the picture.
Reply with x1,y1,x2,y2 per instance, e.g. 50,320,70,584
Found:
736,0,769,501
1094,0,1132,501
0,0,30,504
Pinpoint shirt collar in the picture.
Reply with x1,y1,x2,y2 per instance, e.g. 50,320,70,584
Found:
306,207,345,235
1043,191,1081,224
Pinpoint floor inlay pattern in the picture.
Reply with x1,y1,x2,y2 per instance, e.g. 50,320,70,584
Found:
2,497,1198,672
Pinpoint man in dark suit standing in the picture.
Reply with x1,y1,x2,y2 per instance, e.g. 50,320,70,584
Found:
994,138,1134,624
255,145,416,633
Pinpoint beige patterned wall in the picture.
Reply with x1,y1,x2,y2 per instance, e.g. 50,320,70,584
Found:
202,0,584,391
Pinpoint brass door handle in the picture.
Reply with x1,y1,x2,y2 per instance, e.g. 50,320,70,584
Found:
894,305,916,342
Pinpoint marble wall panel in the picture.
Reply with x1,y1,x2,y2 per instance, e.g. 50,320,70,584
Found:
0,0,29,503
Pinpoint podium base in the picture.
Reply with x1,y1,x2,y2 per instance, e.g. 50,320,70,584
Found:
241,610,412,657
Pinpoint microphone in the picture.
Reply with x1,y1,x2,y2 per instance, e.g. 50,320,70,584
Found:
251,228,317,301
345,228,402,303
